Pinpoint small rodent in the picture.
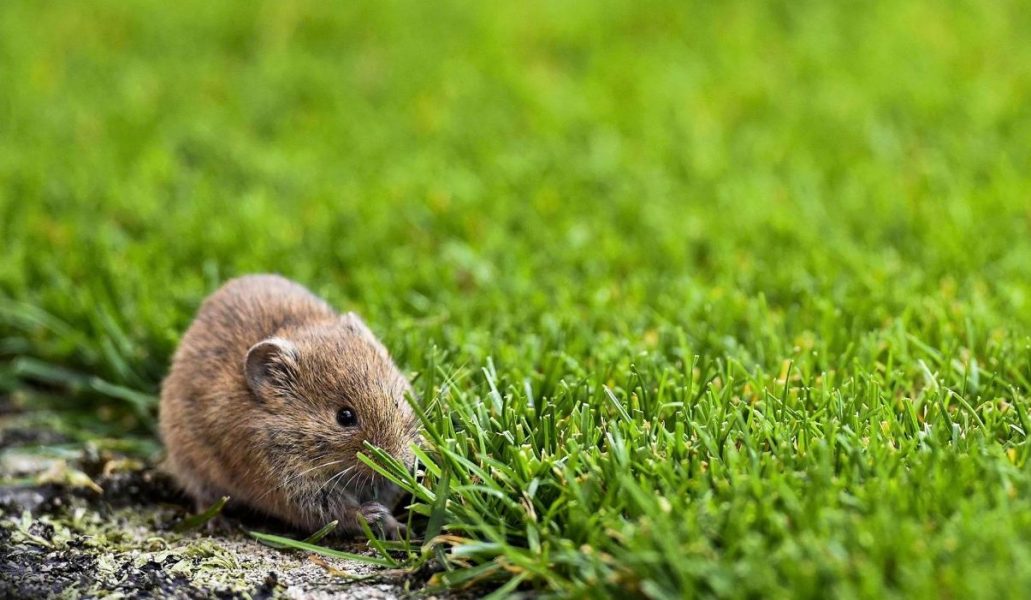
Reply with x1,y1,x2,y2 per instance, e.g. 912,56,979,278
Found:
159,274,417,538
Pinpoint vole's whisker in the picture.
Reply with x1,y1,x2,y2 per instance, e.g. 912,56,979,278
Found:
340,467,361,492
330,467,354,497
256,456,347,503
316,465,356,496
358,471,373,494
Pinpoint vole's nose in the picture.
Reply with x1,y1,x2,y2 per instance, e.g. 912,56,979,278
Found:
366,430,410,461
397,446,416,470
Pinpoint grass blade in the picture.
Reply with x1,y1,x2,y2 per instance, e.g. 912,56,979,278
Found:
175,496,229,532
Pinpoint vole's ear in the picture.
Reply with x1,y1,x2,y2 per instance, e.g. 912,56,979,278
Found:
341,312,388,355
244,337,300,397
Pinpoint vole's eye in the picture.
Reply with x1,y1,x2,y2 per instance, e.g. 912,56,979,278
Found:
336,407,359,428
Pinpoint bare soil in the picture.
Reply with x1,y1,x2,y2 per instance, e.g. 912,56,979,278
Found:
0,406,441,600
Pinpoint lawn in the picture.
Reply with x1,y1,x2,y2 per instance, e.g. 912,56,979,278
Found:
2,0,1031,597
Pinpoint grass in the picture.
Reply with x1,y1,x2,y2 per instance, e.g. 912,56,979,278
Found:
2,0,1031,597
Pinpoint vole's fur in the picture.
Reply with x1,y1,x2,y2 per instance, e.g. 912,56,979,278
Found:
159,274,417,537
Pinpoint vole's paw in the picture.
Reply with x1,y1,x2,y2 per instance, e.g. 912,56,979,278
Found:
359,502,403,540
203,514,233,534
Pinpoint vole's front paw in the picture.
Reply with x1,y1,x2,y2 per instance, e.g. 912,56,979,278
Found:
203,514,232,534
358,502,405,540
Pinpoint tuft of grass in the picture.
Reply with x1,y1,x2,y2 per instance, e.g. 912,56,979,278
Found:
352,359,1031,597
2,0,1031,597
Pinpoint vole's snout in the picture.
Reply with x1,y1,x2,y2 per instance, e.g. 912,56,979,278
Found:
365,426,417,464
392,442,419,475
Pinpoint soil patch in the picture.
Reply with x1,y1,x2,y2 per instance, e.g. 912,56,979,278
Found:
0,417,441,599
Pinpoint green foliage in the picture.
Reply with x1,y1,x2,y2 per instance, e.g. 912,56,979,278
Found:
175,496,230,533
2,0,1030,597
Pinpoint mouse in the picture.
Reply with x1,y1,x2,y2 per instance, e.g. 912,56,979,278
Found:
158,274,418,538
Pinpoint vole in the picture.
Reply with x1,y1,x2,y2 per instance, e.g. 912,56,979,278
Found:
159,274,417,538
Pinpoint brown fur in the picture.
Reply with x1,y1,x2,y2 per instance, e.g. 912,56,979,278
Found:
159,274,417,537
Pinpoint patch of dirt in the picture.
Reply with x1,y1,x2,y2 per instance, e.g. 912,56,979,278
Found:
0,427,68,448
0,419,443,599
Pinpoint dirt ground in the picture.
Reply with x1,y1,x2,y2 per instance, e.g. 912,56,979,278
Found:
0,400,441,599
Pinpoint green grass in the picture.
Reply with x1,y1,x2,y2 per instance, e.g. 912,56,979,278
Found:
2,0,1031,597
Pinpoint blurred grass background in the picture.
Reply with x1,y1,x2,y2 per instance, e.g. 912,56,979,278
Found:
2,0,1028,413
1,0,1031,596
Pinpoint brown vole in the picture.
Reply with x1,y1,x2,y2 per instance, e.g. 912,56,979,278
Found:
159,274,417,538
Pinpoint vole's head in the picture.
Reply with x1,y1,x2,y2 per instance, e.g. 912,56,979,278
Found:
243,312,418,521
